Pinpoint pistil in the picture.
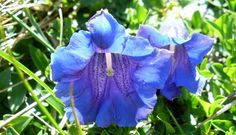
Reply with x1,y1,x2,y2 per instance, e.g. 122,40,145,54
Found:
105,53,114,76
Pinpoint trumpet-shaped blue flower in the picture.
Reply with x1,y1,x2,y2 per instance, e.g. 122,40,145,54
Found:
137,18,214,100
50,10,172,127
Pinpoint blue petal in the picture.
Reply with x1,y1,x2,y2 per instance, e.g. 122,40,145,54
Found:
50,30,94,82
55,79,98,124
134,49,172,106
137,25,171,48
121,36,154,57
96,80,152,127
184,33,214,65
134,49,172,88
137,25,187,48
86,9,125,51
174,66,206,94
173,46,205,93
160,82,181,100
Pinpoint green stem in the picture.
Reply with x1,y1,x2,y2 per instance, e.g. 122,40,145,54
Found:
7,49,65,135
166,107,185,135
70,82,83,135
7,12,55,52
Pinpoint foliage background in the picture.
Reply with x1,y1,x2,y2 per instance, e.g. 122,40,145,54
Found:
0,0,236,134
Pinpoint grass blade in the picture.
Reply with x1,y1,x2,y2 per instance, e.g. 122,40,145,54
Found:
24,8,50,43
7,12,55,52
0,50,63,109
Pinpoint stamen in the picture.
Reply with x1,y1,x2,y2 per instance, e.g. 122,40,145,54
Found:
169,45,175,52
169,45,176,63
105,53,114,76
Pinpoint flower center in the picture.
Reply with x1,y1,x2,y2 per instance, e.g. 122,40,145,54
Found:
105,53,114,76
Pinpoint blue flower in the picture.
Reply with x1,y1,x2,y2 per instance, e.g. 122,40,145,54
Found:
137,18,214,100
50,9,172,127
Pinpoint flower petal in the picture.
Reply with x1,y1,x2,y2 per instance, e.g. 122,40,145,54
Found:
55,79,98,124
160,82,181,100
173,55,204,93
137,25,171,48
184,33,214,65
121,36,154,57
86,9,126,51
50,30,94,82
134,49,172,106
96,80,152,127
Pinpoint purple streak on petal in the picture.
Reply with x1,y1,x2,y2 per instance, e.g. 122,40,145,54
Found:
88,53,107,104
184,33,214,65
50,30,94,82
55,52,161,127
96,54,154,127
86,10,126,51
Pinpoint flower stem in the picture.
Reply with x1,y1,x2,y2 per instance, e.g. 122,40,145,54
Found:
69,82,83,135
166,107,185,135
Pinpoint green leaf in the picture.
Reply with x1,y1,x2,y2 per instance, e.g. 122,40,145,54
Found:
212,119,233,133
206,20,223,40
137,5,148,23
202,121,212,134
211,63,230,80
29,45,49,73
0,68,11,89
0,50,60,102
200,58,208,70
7,73,27,113
226,0,236,11
223,66,236,84
191,10,202,29
195,96,211,116
45,95,64,116
0,68,11,102
210,81,221,99
5,127,20,135
157,115,175,134
198,69,214,78
10,116,33,133
68,124,80,135
209,97,224,115
101,130,110,135
0,50,65,134
226,126,236,135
